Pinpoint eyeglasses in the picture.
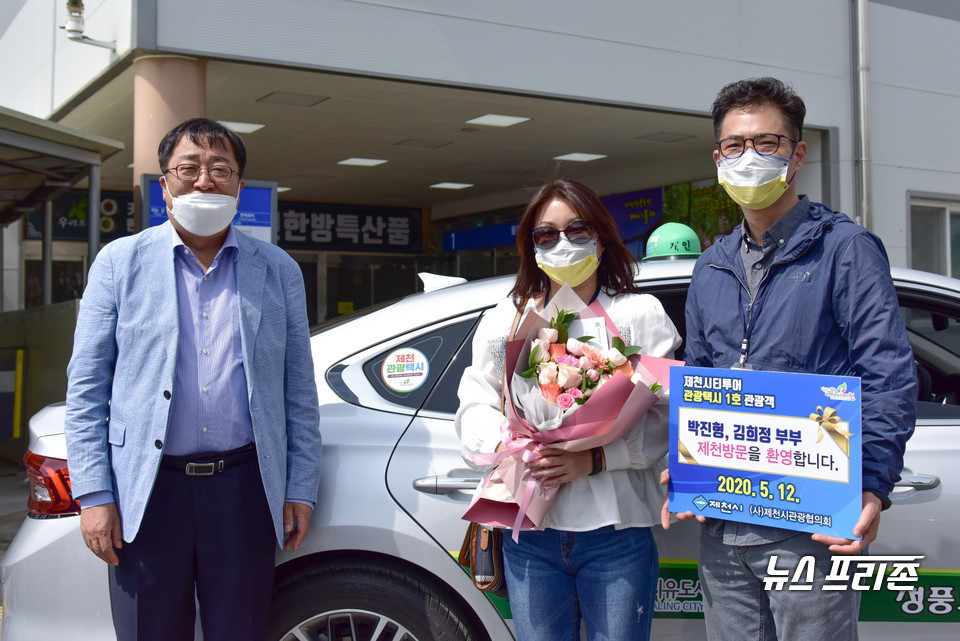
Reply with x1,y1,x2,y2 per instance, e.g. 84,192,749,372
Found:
163,163,237,183
532,221,595,248
716,133,797,159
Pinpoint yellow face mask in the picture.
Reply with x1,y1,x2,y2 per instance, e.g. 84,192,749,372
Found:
535,238,600,287
719,177,789,210
717,150,795,210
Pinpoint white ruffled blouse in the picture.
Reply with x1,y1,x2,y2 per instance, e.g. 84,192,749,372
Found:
455,290,682,531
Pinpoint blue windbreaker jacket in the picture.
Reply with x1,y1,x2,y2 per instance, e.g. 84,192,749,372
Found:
684,201,917,498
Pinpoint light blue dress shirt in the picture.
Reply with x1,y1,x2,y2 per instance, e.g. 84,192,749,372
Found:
165,225,255,456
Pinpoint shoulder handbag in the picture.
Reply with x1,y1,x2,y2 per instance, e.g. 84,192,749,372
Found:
458,302,525,599
458,522,507,598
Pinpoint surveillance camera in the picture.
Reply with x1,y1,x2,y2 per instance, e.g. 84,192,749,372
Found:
62,13,84,39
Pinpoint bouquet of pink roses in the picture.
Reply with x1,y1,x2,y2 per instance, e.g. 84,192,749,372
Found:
463,285,681,540
514,307,663,430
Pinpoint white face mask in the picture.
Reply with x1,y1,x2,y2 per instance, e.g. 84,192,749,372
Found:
717,149,796,210
164,182,239,237
535,237,600,288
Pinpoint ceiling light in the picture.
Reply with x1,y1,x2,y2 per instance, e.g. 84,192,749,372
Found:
430,182,473,190
218,120,265,134
338,158,388,167
554,153,606,162
465,114,530,127
277,187,291,193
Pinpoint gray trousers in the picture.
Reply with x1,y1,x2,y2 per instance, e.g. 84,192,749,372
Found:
698,527,861,641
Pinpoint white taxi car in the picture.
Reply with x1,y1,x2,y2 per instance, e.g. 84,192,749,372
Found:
2,259,959,640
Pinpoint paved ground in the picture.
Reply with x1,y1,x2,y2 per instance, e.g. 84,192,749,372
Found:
0,458,29,561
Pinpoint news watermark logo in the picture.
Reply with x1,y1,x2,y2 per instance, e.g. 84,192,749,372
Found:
763,554,923,592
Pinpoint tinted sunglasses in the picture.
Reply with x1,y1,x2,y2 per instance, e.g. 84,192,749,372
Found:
532,221,595,249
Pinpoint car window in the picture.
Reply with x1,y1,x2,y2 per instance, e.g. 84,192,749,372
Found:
421,323,479,415
635,284,688,361
362,318,478,410
898,290,960,406
902,308,960,358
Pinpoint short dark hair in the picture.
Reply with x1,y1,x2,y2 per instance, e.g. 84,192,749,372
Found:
509,179,639,309
157,118,247,178
711,77,806,142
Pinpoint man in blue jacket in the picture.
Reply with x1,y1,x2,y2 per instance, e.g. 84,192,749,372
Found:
65,118,322,641
666,78,917,640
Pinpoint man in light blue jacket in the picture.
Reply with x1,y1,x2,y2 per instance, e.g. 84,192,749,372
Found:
65,118,322,641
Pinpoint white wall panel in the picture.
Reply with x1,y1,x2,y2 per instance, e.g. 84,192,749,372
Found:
0,0,133,118
868,3,960,265
870,3,960,93
0,0,56,116
155,0,850,118
344,0,851,78
870,84,960,177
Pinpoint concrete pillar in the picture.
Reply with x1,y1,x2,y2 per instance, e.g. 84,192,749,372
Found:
133,55,206,228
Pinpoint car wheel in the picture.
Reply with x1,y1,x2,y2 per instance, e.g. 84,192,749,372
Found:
269,562,479,641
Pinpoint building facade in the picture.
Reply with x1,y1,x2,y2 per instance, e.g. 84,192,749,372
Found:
1,0,958,319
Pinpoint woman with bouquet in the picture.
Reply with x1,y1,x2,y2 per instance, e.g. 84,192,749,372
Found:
456,179,681,640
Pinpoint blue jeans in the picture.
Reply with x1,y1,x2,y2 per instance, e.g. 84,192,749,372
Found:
698,528,861,641
502,526,658,641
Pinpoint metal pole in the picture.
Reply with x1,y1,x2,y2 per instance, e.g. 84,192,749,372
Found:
852,0,872,230
87,164,102,275
43,200,53,306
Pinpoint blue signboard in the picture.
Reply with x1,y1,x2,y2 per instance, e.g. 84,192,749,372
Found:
278,201,421,253
601,187,664,252
440,187,665,257
668,366,863,539
442,222,518,253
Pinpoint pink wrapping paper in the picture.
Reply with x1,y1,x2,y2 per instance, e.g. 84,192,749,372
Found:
462,294,682,539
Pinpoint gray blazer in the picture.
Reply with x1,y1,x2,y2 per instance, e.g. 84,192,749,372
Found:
65,221,322,544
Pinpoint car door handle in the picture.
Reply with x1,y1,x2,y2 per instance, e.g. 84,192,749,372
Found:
894,474,940,491
413,476,482,494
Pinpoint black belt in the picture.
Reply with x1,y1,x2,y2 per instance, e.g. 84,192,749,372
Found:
160,443,257,476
